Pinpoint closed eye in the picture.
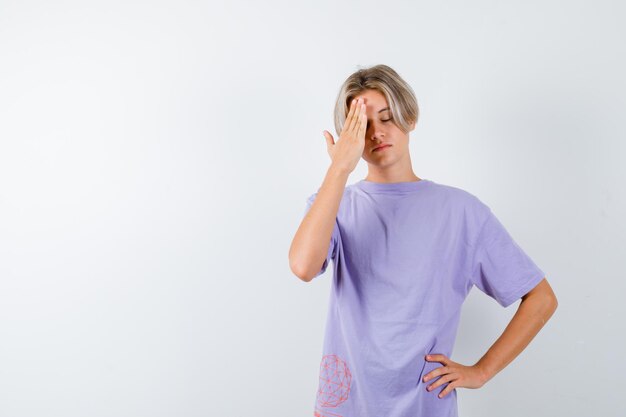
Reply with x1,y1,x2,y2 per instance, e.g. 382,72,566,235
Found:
367,118,393,128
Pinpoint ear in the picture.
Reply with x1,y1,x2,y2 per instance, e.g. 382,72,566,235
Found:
409,120,416,132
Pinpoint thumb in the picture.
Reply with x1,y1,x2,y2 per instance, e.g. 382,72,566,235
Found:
323,130,335,146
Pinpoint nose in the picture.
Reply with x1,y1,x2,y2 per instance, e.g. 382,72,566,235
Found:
368,123,385,141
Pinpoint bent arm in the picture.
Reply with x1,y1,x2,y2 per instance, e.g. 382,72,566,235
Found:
474,278,558,384
289,165,349,282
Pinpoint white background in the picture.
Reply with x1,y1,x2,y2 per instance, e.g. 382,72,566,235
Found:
1,1,625,416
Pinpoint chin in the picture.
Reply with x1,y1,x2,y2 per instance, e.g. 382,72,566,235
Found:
365,157,399,168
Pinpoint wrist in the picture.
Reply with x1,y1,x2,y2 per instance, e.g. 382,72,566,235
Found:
474,362,494,386
327,163,352,178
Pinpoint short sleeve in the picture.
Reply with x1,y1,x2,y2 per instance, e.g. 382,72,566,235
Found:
469,206,546,308
303,193,339,279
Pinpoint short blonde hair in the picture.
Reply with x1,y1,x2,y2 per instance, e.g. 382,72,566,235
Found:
333,64,419,136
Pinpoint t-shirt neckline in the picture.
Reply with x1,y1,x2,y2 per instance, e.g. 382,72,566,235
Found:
356,178,431,193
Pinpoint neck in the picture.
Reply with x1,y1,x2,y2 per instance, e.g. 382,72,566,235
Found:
365,160,420,183
364,173,421,183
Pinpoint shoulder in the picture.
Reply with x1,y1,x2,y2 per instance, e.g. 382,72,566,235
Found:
306,183,359,203
425,180,492,226
427,180,486,206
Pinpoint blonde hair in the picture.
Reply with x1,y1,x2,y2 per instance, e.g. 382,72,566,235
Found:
333,64,419,136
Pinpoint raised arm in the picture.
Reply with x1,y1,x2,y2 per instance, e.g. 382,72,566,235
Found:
289,97,368,282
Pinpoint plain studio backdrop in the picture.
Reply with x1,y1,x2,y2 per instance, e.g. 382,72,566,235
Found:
0,1,624,416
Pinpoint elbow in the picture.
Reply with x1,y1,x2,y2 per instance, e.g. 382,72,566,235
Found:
289,244,315,282
541,294,559,321
521,277,558,316
550,294,558,313
520,291,558,322
543,287,558,313
544,293,559,312
289,259,314,282
289,240,325,282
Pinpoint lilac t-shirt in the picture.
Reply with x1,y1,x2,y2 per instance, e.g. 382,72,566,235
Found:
303,178,546,417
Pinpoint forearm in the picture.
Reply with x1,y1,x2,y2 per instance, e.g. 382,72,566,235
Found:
474,293,557,384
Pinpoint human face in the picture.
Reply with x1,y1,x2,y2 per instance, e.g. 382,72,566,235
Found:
352,89,415,168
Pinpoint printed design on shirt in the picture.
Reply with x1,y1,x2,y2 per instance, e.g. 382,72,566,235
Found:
313,354,352,417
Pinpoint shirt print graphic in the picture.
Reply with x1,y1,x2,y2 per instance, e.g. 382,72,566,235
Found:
314,354,352,417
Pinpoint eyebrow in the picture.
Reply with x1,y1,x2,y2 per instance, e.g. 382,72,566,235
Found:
366,107,391,122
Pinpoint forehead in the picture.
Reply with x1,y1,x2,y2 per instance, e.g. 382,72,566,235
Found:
354,90,389,109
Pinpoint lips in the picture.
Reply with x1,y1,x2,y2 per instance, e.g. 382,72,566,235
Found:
373,144,391,152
